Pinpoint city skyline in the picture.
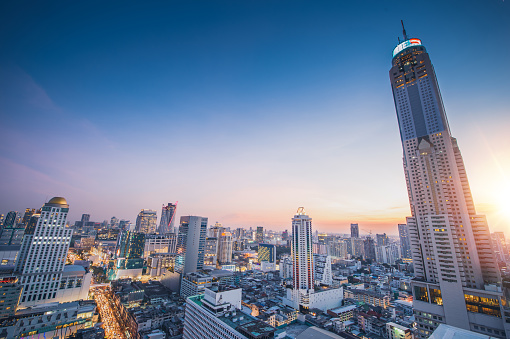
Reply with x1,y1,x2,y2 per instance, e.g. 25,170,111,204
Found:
1,1,509,235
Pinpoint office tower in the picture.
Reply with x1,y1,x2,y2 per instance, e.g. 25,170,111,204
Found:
2,211,18,228
351,238,365,258
159,202,177,234
135,209,157,234
375,244,400,264
176,216,207,274
255,226,264,243
81,214,90,224
390,25,506,337
285,208,343,311
112,230,145,279
258,244,276,263
110,216,119,229
398,224,412,259
116,231,145,259
15,197,73,307
350,223,359,238
234,227,245,240
363,237,376,261
204,237,218,265
376,233,389,247
217,231,233,264
21,208,36,225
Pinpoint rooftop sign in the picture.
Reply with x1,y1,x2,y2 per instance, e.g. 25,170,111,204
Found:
393,39,422,57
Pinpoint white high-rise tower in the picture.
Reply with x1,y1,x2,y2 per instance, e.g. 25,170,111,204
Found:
15,197,73,308
390,23,509,338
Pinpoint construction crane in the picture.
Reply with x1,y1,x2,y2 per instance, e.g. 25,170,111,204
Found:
362,229,373,237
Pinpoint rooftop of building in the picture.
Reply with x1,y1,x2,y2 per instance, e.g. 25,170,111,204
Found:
296,326,344,339
429,324,496,339
329,305,357,314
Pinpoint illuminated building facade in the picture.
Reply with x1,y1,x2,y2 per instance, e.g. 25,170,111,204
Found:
135,209,157,234
15,197,73,307
390,24,508,338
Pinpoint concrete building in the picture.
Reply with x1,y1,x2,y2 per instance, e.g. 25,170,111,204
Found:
0,268,23,319
350,223,359,238
0,300,97,339
135,209,157,234
390,25,507,338
183,287,276,339
176,216,207,274
15,197,73,308
147,253,177,277
258,244,276,264
284,208,343,312
158,202,177,234
218,232,233,265
398,224,412,259
313,254,332,286
205,237,218,266
255,226,264,244
180,271,213,298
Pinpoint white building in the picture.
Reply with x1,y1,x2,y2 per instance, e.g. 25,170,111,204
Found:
386,322,414,339
218,232,233,265
390,27,508,338
183,287,276,339
180,271,213,298
15,197,74,308
314,254,332,286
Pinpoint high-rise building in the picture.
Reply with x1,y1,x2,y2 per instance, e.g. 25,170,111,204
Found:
135,209,157,234
363,237,376,261
176,216,208,274
313,254,332,286
159,202,177,234
217,232,233,265
255,226,264,243
204,237,218,265
15,197,73,307
21,208,36,226
258,244,276,263
144,233,177,259
390,25,507,337
111,230,145,279
284,208,343,312
398,224,412,259
376,233,389,247
350,223,359,238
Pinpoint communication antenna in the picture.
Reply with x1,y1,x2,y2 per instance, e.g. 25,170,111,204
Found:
401,20,408,41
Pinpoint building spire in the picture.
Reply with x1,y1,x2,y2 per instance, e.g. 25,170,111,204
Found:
401,20,408,41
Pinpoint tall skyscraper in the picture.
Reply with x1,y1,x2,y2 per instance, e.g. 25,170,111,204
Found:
176,216,207,274
217,231,233,264
15,197,73,307
350,223,359,238
159,202,177,234
363,237,376,261
135,209,157,234
255,226,264,243
285,208,343,312
376,233,389,247
398,224,412,259
390,24,507,338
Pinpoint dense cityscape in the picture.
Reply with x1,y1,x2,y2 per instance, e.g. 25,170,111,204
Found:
1,2,510,339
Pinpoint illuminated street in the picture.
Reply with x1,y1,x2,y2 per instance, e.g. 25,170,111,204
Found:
93,287,128,339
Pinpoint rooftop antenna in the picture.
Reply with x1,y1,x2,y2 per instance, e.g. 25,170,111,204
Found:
401,20,408,41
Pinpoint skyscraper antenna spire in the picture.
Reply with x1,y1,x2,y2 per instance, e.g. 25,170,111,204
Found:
401,20,408,41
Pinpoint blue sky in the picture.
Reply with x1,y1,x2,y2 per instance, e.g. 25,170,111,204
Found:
1,0,509,234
